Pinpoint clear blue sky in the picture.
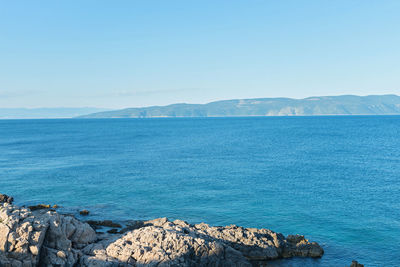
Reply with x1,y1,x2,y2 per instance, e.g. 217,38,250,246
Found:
1,0,399,108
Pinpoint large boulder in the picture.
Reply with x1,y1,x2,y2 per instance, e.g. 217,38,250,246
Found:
39,210,97,266
81,218,323,266
102,225,250,266
0,202,47,266
0,202,97,267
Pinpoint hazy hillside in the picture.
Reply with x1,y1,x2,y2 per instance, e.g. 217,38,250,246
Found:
0,108,109,119
79,95,400,118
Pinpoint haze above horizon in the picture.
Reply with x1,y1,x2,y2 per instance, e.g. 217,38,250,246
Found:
1,0,400,109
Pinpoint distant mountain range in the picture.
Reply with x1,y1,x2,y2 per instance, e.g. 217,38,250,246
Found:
0,108,109,119
79,95,400,118
2,95,399,119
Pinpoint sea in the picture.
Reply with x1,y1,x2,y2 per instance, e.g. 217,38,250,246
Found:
0,116,399,266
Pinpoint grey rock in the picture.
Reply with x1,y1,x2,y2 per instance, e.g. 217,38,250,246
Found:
1,197,324,267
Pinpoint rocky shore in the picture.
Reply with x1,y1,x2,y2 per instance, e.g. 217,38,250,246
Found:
0,194,325,266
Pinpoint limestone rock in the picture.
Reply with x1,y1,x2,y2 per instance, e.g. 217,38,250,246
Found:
104,225,250,266
0,203,48,266
85,218,323,266
1,195,324,267
1,201,97,267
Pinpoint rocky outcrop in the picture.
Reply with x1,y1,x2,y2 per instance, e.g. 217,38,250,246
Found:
0,198,324,266
0,202,96,266
0,194,13,204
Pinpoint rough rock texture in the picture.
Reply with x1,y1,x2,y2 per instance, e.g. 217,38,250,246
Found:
0,202,96,266
1,200,324,267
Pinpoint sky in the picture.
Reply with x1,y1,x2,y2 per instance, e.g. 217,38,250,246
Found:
0,0,399,109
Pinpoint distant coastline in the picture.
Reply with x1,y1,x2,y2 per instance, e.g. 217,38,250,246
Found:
78,94,400,118
2,94,400,119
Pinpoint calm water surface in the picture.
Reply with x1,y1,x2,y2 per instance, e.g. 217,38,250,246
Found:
0,117,399,266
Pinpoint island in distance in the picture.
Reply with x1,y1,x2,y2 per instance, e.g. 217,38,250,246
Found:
79,94,400,118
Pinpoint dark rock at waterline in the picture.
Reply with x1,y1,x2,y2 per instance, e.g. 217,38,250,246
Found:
28,204,58,211
80,209,90,216
86,219,122,228
283,234,324,258
0,194,13,204
120,220,145,234
350,260,364,267
107,228,120,234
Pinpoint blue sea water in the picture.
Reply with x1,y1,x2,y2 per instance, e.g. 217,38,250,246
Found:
0,117,399,266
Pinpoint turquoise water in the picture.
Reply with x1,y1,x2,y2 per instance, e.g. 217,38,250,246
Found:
0,117,399,266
